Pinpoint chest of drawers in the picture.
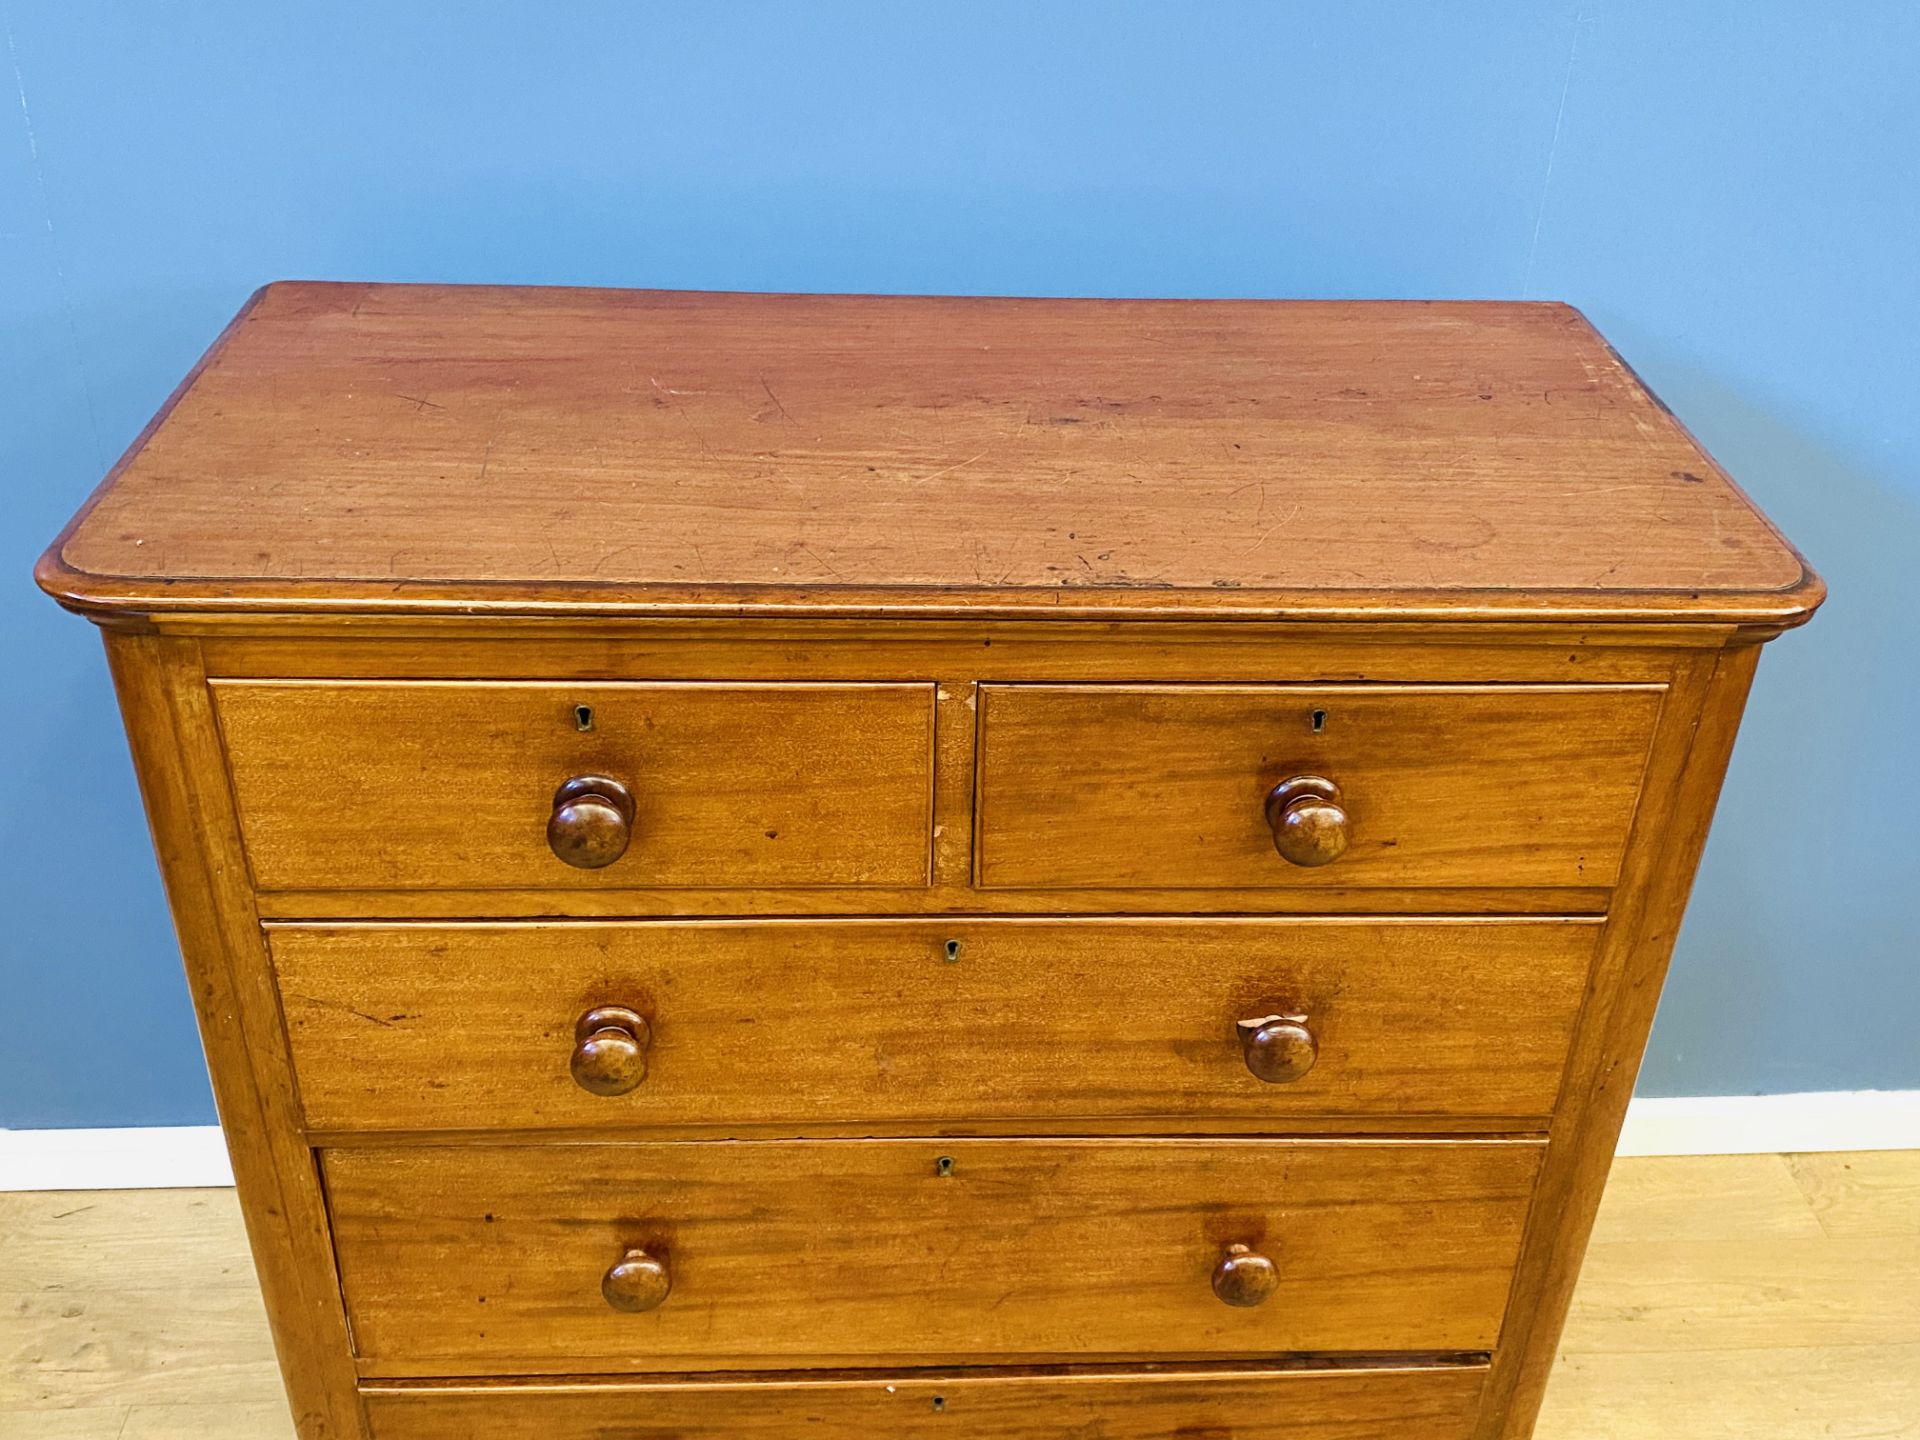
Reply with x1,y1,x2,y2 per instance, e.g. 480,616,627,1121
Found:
39,284,1821,1439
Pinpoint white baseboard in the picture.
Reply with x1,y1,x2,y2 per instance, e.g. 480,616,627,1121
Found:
1613,1090,1920,1157
0,1125,236,1191
2,1092,1917,1190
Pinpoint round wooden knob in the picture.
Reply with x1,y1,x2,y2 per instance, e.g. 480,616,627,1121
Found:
602,1247,671,1313
571,1006,652,1096
1237,1014,1317,1084
1212,1243,1279,1307
548,775,635,869
1265,776,1349,867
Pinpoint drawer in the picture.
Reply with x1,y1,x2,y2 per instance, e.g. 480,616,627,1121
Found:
325,1138,1540,1373
975,684,1662,889
274,918,1598,1132
361,1363,1488,1439
212,681,934,890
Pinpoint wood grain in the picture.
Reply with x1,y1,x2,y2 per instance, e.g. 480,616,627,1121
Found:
976,684,1663,889
0,1189,264,1295
358,1364,1489,1440
3,1287,286,1413
251,881,1615,920
37,285,1820,626
1475,645,1761,1439
1536,1345,1920,1440
193,620,1722,683
118,1403,302,1440
1583,1155,1824,1245
268,918,1598,1132
322,1138,1541,1373
1565,1235,1920,1353
11,1155,1913,1439
211,680,934,890
1786,1150,1920,1238
34,286,1824,1440
99,635,369,1440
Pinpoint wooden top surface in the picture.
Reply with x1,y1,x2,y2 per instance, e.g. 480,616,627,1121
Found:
40,283,1820,625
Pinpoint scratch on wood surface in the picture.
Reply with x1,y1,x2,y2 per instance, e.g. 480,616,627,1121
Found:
1411,513,1498,553
591,541,646,575
965,539,992,582
796,543,843,580
757,376,795,423
295,994,400,1029
650,376,723,464
1239,504,1300,554
908,449,990,485
1547,484,1649,499
394,393,443,413
1230,477,1276,529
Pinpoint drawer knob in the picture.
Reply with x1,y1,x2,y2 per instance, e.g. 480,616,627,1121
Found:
1212,1243,1279,1307
1265,775,1349,867
548,775,636,869
571,1005,652,1096
1236,1014,1318,1084
602,1247,671,1313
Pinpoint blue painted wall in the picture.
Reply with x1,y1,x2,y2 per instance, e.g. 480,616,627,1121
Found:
5,3,1913,1127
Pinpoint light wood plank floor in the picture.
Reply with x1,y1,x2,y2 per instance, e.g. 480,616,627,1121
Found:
4,1151,1916,1437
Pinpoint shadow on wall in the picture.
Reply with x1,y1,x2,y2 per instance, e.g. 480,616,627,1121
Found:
1633,351,1918,1096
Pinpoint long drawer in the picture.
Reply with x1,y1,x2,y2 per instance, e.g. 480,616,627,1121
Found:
975,683,1663,889
361,1363,1489,1439
212,680,936,890
273,918,1598,1132
325,1138,1541,1374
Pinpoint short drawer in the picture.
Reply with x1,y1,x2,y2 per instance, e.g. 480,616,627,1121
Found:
325,1137,1540,1373
273,918,1597,1132
361,1363,1488,1439
975,683,1662,889
212,681,934,890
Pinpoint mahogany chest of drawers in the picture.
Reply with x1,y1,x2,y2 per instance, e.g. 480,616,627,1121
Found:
39,284,1822,1439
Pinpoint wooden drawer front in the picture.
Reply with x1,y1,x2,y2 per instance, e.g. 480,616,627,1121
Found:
975,684,1662,889
326,1138,1540,1373
212,681,934,890
275,918,1597,1133
362,1363,1488,1439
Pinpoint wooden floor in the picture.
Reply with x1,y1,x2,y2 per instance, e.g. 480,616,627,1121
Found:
3,1151,1915,1437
